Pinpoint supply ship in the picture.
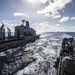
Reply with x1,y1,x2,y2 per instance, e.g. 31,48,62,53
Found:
0,19,40,75
0,19,40,52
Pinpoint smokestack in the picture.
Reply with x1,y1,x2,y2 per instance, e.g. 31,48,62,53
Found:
26,21,30,28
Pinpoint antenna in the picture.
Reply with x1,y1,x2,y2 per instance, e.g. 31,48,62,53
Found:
7,27,11,39
22,19,26,25
1,23,4,30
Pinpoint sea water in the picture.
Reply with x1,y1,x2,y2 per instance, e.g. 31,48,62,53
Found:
15,32,75,75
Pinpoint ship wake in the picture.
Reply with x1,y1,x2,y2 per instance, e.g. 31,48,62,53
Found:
16,33,72,75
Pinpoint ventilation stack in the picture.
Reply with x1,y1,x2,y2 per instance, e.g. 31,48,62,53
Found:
26,21,30,28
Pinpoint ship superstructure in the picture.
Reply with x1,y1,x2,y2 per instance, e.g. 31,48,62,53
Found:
14,19,36,38
0,19,36,40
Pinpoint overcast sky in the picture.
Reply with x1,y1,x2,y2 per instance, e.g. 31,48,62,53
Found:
0,0,75,33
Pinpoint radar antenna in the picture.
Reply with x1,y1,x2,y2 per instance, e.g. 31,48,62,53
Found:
22,19,26,25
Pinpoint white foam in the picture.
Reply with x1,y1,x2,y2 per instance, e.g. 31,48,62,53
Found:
16,33,72,75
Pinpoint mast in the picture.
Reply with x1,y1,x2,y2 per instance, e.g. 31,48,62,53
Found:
22,19,26,25
1,23,5,40
7,27,11,39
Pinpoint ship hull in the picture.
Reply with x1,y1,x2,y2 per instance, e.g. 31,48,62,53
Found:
0,35,40,52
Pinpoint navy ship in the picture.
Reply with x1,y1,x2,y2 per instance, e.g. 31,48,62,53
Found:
55,38,75,75
0,19,39,75
0,19,40,52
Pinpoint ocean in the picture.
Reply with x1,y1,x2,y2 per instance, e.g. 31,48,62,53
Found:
15,32,75,75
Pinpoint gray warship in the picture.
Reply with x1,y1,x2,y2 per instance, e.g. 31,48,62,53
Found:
0,19,40,75
0,19,40,52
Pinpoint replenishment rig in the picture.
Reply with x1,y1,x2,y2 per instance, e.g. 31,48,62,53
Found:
56,37,75,75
